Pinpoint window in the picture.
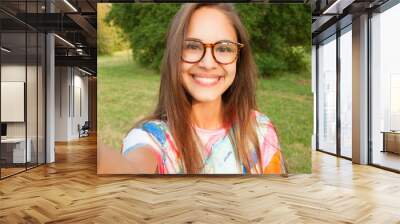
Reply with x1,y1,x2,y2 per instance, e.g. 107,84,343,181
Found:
0,1,46,179
370,2,400,171
317,35,337,154
339,26,352,158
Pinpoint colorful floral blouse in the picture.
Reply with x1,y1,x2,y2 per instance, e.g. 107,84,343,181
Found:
122,111,287,174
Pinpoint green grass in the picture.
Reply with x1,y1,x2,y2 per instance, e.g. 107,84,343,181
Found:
98,50,312,173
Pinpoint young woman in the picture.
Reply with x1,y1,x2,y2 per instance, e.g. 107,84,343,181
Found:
121,3,288,174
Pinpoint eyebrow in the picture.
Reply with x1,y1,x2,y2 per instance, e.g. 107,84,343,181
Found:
184,38,235,43
185,37,201,42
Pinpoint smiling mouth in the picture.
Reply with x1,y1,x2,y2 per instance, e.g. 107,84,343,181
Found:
191,74,224,87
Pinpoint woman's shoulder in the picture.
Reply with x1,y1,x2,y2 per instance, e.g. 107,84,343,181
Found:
251,110,287,174
252,110,273,128
122,120,175,174
252,111,277,143
125,119,170,145
125,119,167,137
251,110,277,141
139,119,171,144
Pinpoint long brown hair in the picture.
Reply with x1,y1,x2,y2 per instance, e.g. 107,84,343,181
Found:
140,3,262,174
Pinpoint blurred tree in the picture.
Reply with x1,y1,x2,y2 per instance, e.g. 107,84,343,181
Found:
98,3,129,55
106,3,311,77
105,4,180,69
236,4,311,76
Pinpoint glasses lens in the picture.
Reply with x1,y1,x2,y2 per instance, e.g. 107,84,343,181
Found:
214,42,238,64
182,40,204,63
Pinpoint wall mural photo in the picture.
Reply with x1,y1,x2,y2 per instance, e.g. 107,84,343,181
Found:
97,3,312,175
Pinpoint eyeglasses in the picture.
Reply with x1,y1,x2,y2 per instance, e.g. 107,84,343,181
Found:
181,39,244,65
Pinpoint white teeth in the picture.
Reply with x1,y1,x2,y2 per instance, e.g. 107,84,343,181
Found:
193,76,219,84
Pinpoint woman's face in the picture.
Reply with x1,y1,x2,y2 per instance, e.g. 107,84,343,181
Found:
181,7,238,104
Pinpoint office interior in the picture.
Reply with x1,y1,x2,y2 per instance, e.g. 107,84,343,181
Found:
312,0,400,172
0,1,399,222
0,0,97,179
1,0,399,177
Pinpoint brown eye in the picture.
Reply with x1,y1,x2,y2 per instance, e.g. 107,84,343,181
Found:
216,45,234,53
182,40,204,63
184,41,202,50
213,42,239,64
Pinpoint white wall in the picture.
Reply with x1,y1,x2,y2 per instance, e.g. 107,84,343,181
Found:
55,66,69,141
1,63,46,164
1,65,29,138
55,67,89,141
1,66,25,128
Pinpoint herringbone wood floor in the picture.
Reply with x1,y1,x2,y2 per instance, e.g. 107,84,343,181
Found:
1,135,399,223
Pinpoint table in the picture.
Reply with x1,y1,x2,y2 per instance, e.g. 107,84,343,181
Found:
381,131,400,154
1,138,31,163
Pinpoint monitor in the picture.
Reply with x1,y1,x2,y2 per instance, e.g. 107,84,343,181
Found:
1,123,7,137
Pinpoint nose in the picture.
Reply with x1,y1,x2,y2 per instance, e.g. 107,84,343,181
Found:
198,47,218,69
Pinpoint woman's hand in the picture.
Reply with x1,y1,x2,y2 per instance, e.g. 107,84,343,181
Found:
97,143,158,174
124,147,159,174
